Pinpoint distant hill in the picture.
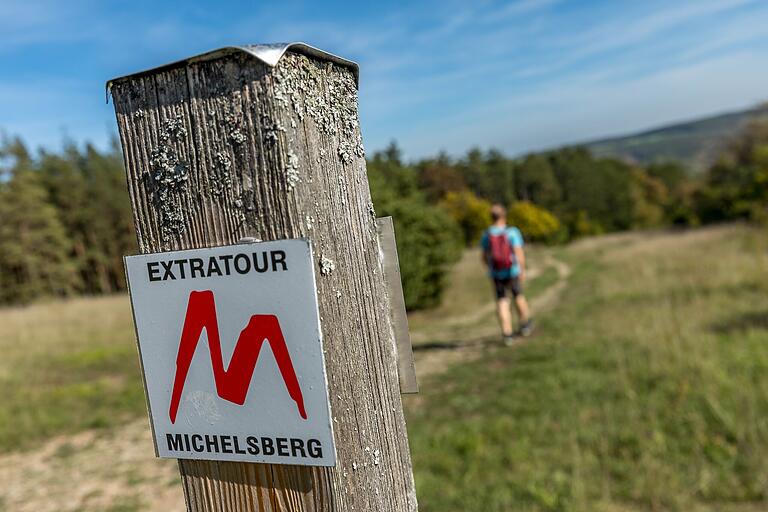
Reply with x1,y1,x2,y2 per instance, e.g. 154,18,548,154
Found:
582,104,768,171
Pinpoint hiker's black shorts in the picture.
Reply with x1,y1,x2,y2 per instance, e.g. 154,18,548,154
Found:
493,276,522,299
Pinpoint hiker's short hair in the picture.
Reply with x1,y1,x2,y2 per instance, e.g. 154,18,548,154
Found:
490,204,506,222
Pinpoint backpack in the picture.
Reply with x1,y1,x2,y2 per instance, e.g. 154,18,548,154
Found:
488,230,515,271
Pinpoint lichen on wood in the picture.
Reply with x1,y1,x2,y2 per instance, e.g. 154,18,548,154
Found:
111,50,417,512
272,54,365,162
148,114,191,240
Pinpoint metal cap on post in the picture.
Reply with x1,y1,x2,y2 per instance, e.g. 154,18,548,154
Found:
109,43,418,511
107,43,360,99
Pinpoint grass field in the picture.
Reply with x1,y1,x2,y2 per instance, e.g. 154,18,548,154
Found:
1,224,767,511
406,224,768,511
0,295,145,451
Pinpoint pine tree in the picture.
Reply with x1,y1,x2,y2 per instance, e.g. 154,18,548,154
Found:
81,140,136,292
0,139,77,304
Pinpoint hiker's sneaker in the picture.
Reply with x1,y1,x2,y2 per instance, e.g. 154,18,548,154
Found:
503,334,516,346
519,320,534,337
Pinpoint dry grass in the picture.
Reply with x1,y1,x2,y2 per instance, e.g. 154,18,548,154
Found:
0,294,144,451
408,223,768,511
2,224,767,511
408,245,554,344
0,418,181,512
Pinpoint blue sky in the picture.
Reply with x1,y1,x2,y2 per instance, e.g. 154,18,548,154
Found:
2,0,768,159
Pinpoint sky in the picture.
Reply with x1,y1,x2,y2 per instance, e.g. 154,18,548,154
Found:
1,0,768,160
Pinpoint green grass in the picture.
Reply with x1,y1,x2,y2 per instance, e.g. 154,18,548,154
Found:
0,295,146,451
102,495,143,512
0,245,554,453
2,225,767,511
408,245,554,345
526,264,559,298
405,225,768,511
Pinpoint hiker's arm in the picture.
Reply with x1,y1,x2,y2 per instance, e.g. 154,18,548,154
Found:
515,245,526,282
480,234,489,268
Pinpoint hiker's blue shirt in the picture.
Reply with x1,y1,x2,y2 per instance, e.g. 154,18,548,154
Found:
480,226,524,279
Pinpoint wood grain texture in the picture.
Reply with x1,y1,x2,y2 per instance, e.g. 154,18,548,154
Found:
111,51,417,511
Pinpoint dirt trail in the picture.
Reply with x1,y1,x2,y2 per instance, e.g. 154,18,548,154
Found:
0,418,184,511
0,252,571,512
529,255,572,313
407,256,546,346
412,253,571,382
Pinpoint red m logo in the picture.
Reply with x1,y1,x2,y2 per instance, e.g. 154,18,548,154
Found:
169,290,307,424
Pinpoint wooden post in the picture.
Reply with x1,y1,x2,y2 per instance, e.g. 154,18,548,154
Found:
109,45,418,511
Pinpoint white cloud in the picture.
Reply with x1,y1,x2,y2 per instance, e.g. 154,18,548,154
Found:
2,0,767,158
548,0,758,60
386,49,768,157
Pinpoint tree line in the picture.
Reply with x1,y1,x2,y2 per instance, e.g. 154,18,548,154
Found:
0,138,134,304
1,114,766,308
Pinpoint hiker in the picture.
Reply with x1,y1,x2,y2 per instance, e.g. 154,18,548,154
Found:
481,204,533,344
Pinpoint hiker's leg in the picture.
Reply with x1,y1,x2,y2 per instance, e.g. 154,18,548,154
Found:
496,298,514,336
510,277,530,324
493,278,514,336
514,294,530,324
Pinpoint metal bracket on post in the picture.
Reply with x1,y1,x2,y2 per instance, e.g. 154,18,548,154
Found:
377,217,419,394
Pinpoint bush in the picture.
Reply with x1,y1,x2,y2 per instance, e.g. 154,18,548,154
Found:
384,199,462,309
696,118,768,223
368,145,463,310
439,190,492,246
566,210,604,238
630,168,667,228
507,201,562,243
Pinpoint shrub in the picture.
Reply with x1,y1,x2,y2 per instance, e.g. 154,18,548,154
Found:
507,201,562,243
439,190,492,246
569,210,604,237
384,199,462,309
696,119,768,223
368,145,463,310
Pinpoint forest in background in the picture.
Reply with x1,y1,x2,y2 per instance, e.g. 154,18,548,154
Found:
1,112,767,309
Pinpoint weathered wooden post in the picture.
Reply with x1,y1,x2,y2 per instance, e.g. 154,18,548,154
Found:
108,44,418,511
